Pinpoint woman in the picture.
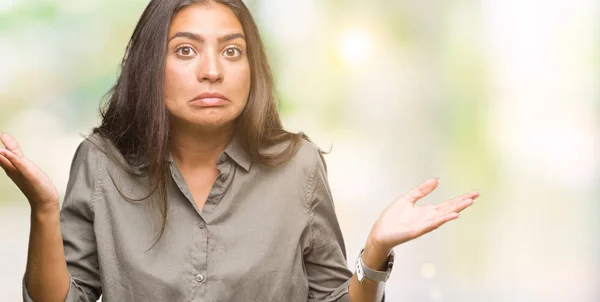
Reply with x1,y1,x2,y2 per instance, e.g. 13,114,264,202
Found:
0,0,479,301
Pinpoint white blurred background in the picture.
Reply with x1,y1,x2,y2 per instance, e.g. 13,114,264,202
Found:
1,0,598,301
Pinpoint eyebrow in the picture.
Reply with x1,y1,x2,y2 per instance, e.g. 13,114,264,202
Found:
168,32,246,43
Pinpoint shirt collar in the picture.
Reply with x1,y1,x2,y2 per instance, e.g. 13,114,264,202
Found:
167,134,251,172
223,134,251,172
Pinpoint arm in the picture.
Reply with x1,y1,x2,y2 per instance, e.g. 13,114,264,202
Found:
350,178,481,301
0,133,70,301
0,133,102,302
302,148,480,302
347,237,389,301
25,208,71,302
26,139,103,302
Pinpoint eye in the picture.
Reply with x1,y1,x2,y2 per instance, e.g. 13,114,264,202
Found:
176,45,197,57
223,46,243,58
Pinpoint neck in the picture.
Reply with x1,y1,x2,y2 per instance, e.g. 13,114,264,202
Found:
170,122,235,169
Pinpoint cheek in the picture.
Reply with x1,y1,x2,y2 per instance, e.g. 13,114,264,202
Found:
164,60,194,103
229,64,251,104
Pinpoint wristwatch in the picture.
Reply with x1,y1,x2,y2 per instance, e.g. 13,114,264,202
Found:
355,248,395,283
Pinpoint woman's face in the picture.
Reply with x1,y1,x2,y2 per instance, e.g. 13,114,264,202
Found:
164,3,250,131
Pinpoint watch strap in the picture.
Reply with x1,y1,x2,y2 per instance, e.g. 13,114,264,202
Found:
355,248,395,283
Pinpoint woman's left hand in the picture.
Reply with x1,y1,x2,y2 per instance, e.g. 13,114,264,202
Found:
368,178,479,252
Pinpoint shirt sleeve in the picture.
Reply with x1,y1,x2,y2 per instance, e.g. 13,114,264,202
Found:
23,138,104,302
303,151,353,302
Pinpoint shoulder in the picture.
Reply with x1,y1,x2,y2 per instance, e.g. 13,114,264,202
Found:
62,134,112,207
77,132,133,169
70,132,136,178
293,138,328,176
294,139,330,205
253,136,329,213
262,135,327,176
259,136,329,206
70,133,107,168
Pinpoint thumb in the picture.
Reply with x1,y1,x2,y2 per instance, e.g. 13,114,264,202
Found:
402,178,439,205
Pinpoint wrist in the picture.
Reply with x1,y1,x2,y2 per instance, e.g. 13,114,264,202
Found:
362,235,392,271
31,203,60,221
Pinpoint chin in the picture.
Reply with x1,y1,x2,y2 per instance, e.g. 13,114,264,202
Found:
169,105,244,132
186,113,238,131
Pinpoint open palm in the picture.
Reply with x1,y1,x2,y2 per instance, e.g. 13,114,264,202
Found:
0,133,59,212
370,178,479,251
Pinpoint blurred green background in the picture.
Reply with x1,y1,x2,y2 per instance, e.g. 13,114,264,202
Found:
1,0,598,301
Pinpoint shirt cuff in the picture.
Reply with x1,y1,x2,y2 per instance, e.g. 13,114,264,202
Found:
318,276,388,302
309,278,351,302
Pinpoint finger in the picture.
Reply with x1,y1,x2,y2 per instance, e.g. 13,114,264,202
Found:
0,133,25,158
436,197,475,215
436,191,480,211
403,178,439,205
0,147,26,172
0,151,17,173
449,198,475,214
423,212,460,234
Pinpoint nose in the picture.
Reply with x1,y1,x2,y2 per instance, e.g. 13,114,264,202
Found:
197,50,223,83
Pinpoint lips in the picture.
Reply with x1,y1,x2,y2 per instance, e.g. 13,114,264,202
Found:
190,92,229,107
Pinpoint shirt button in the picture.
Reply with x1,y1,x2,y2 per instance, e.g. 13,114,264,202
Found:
195,273,205,283
218,173,227,182
197,221,206,229
217,154,227,164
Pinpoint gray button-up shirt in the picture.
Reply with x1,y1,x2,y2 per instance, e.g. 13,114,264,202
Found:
23,133,353,301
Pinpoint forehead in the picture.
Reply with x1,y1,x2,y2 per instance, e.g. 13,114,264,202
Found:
169,3,243,38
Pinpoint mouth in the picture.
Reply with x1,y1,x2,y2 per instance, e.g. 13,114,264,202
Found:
189,92,229,107
190,97,229,107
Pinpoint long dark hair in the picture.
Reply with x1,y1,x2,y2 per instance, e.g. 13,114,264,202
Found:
94,0,309,247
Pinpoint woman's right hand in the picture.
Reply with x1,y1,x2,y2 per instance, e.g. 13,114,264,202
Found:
0,133,59,214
